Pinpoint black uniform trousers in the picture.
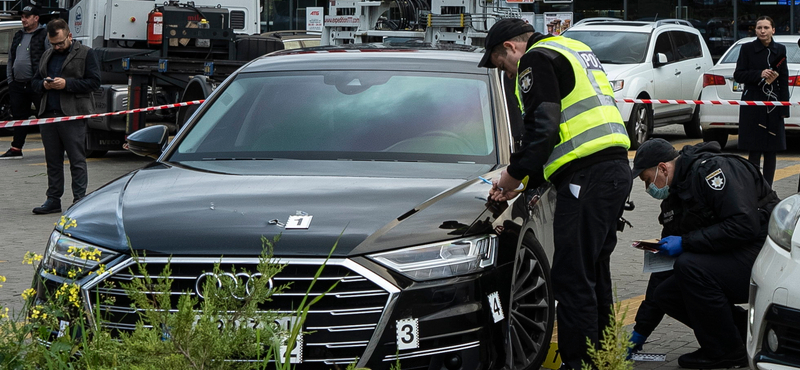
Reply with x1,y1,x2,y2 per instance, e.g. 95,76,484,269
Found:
9,80,41,149
653,249,757,357
633,271,671,337
39,112,88,203
551,158,632,369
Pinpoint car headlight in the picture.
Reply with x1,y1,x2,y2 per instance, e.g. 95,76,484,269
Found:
610,80,624,92
767,194,800,252
368,235,497,281
41,231,119,278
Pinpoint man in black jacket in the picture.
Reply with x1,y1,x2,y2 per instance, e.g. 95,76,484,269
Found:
31,19,100,214
0,4,48,159
631,139,778,369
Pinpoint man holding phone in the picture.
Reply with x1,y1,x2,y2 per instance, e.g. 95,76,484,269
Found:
31,18,100,214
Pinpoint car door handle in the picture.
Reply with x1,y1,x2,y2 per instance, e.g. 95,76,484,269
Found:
696,66,702,70
675,71,681,76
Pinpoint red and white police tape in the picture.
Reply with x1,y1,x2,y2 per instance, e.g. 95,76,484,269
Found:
0,100,205,128
0,97,796,128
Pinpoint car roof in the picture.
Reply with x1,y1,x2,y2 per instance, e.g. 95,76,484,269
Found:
568,18,697,33
242,44,487,74
733,35,800,45
260,30,321,41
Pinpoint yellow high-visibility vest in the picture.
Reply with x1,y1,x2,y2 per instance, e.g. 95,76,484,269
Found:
515,36,630,181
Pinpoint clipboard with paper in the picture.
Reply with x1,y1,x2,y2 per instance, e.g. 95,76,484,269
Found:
632,239,676,273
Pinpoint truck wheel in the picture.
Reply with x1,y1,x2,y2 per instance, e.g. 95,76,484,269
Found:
508,233,554,370
0,88,11,135
627,103,653,150
176,104,199,130
702,129,728,149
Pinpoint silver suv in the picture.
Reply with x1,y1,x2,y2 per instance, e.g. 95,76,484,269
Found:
563,18,713,149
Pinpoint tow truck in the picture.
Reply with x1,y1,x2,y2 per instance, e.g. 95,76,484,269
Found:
23,0,283,156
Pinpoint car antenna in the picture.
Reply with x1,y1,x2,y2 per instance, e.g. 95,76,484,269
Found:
653,13,658,21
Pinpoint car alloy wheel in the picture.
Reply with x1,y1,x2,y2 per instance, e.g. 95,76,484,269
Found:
508,237,554,370
627,103,653,150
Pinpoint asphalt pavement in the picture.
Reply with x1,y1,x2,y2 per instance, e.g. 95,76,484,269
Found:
2,125,800,369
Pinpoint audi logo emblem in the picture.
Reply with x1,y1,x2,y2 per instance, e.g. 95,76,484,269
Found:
195,272,275,300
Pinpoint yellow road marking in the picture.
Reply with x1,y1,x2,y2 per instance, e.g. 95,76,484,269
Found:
774,164,800,182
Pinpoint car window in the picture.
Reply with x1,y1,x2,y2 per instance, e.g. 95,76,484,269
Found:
560,30,649,64
0,28,18,54
653,32,675,63
720,40,800,64
672,31,703,60
172,71,496,163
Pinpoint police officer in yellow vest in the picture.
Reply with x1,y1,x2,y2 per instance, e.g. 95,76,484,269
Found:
478,19,632,369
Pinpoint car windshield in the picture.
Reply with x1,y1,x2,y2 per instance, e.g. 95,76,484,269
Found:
560,30,649,64
720,40,800,64
169,70,497,163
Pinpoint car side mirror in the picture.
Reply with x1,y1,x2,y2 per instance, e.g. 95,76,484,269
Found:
654,53,668,66
126,125,169,158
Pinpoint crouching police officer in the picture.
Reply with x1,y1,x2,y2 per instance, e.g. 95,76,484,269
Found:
631,139,778,369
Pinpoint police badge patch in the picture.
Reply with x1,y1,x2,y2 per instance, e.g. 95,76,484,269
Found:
519,67,533,93
705,168,726,190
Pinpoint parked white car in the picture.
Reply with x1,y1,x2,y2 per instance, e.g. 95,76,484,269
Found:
699,35,800,148
563,18,713,149
748,194,800,370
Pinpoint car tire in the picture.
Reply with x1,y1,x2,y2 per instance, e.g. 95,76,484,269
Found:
507,233,555,370
683,104,703,138
627,103,653,150
702,129,728,149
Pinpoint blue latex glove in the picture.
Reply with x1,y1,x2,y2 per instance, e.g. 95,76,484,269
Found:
627,330,647,359
658,235,683,257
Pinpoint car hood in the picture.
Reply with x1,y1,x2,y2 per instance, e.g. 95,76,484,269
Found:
601,63,641,80
64,161,500,257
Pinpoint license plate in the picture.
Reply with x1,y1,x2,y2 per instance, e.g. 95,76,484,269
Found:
192,315,303,363
732,81,743,92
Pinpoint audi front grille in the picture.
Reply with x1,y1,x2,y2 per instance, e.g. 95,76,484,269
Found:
79,257,399,368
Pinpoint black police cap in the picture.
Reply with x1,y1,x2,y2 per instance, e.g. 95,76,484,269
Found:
478,18,534,69
631,138,679,179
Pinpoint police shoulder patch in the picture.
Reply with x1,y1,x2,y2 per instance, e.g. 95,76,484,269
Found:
705,168,726,190
519,67,533,94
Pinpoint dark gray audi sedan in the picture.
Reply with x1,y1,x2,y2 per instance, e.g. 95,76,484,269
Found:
32,44,556,370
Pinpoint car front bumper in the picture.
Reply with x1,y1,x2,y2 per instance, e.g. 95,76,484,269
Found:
748,236,800,370
32,254,519,370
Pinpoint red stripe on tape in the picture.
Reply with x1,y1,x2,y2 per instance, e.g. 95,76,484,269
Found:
0,100,204,128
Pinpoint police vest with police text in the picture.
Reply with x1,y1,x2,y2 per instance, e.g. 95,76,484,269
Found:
515,36,630,181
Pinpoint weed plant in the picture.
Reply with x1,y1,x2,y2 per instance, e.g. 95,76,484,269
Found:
581,295,635,370
0,217,342,370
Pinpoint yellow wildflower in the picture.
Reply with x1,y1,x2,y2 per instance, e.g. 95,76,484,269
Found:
0,307,8,320
22,288,36,300
0,275,5,288
23,251,44,265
